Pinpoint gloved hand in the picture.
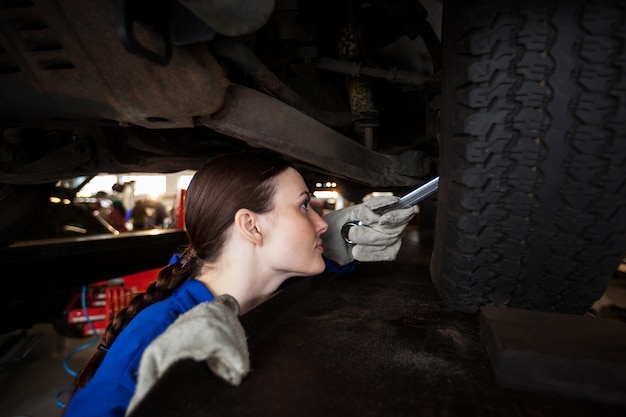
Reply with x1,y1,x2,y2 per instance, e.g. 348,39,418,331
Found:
322,196,416,266
126,294,250,416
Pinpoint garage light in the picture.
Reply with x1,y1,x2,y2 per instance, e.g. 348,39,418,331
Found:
315,181,337,188
313,191,338,199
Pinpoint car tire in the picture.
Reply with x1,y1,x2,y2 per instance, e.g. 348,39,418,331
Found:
431,0,626,313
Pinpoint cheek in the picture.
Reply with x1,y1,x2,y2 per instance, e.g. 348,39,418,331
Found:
265,218,302,254
280,211,314,238
280,218,319,257
266,210,318,255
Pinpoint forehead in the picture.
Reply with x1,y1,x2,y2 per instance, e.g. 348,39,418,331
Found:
272,167,307,198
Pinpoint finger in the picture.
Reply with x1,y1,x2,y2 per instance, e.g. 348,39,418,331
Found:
379,206,416,226
362,221,409,237
362,195,399,211
352,240,402,262
354,204,381,225
348,225,399,246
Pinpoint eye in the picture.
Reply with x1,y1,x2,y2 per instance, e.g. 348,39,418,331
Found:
301,197,311,211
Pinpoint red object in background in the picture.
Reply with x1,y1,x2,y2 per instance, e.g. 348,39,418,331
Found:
59,187,187,337
62,268,161,337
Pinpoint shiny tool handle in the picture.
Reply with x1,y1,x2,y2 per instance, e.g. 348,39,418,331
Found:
373,176,439,215
341,176,439,244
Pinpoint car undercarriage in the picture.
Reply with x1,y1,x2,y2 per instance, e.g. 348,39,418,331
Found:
1,0,625,333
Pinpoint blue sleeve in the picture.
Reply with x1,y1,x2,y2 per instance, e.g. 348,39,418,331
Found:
324,257,357,274
64,381,133,417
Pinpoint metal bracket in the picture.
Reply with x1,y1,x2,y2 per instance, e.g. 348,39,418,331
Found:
116,0,173,66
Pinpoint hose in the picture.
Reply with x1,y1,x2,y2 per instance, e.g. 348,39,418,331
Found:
55,285,100,408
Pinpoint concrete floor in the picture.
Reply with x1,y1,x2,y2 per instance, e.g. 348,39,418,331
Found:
0,323,97,417
1,226,625,417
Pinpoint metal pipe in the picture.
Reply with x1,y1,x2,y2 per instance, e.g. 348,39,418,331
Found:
315,57,436,86
199,84,419,187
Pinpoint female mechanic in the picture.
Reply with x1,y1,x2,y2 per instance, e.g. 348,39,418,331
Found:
63,153,414,417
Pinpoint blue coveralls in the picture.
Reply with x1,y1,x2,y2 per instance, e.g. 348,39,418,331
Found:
63,278,214,417
64,257,351,417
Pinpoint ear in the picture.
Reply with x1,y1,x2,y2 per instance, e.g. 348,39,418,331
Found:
234,208,263,245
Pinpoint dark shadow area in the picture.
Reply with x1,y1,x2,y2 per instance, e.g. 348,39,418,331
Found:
128,225,626,416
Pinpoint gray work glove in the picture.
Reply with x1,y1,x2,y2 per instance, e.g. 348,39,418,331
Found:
322,196,416,266
126,294,249,416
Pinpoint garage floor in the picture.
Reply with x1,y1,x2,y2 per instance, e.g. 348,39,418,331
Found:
1,225,625,417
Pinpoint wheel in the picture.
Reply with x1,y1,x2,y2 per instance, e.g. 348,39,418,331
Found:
431,0,626,314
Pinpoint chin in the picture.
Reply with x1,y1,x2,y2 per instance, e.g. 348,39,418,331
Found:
298,261,326,276
312,258,326,274
291,256,326,277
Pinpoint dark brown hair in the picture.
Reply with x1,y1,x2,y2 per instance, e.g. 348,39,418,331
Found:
70,152,291,393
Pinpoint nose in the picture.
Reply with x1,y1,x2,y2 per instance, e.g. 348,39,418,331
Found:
312,209,328,235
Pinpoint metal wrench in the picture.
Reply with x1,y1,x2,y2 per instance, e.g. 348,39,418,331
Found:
341,176,439,244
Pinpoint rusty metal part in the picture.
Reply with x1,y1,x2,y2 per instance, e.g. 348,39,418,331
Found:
315,57,437,87
199,84,419,187
338,25,373,113
338,24,377,149
210,38,355,127
0,0,228,129
117,0,173,66
179,0,275,37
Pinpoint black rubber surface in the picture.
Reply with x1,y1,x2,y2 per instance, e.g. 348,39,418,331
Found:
128,227,626,417
431,0,626,313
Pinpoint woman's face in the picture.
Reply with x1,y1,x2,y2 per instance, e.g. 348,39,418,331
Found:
258,167,328,277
